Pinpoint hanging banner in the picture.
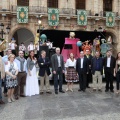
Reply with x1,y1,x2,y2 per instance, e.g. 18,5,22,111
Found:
17,6,28,23
48,8,59,26
106,12,115,27
77,10,87,26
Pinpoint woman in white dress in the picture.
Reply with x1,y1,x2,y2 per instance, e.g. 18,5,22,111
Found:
25,50,39,96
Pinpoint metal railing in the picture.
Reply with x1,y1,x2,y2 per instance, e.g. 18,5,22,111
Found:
10,5,91,16
100,11,118,17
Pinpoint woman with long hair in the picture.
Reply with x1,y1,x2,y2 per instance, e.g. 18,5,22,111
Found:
5,54,18,103
25,50,39,96
65,53,78,92
115,52,120,94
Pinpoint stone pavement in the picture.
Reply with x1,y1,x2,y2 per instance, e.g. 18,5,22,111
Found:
0,84,120,120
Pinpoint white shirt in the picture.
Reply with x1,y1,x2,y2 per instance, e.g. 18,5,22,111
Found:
57,55,61,67
65,58,76,68
81,58,84,68
14,58,27,72
36,45,39,51
107,57,111,67
19,45,26,51
28,44,34,51
5,61,18,72
9,43,16,50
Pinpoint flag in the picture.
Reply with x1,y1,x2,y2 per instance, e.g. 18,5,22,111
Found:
48,8,59,26
17,6,28,23
77,10,87,26
106,12,115,27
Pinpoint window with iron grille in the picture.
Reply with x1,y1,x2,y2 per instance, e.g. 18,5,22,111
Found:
47,0,58,8
76,0,85,9
17,0,29,6
103,0,112,11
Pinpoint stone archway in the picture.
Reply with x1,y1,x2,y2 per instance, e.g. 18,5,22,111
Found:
12,28,34,54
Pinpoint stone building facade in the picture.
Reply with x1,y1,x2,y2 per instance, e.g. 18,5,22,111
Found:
0,0,120,54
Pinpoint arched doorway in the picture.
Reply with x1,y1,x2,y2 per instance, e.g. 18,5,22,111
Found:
12,28,34,54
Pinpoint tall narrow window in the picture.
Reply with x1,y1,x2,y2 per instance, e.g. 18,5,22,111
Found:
103,0,112,11
17,0,29,6
47,0,58,8
76,0,85,9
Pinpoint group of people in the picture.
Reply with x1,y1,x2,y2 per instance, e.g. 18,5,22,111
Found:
0,47,120,105
8,40,53,58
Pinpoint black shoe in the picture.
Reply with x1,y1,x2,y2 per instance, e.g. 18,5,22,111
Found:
46,91,52,94
59,90,65,93
40,92,44,95
98,89,102,92
105,89,109,92
110,90,114,93
78,89,82,92
55,91,58,94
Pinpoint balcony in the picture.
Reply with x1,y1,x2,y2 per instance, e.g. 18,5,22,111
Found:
10,5,91,17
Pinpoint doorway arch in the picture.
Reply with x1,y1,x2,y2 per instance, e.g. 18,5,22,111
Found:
12,28,34,54
12,28,34,47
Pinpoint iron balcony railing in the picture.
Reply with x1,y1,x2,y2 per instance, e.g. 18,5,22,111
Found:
100,11,118,17
10,5,91,16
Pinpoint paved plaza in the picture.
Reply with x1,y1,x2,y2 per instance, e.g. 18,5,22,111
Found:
0,84,120,120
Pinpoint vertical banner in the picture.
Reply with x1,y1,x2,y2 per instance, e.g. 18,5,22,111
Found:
77,10,87,26
17,6,28,23
48,8,59,26
106,12,115,27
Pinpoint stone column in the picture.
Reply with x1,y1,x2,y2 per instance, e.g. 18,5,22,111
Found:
112,0,118,12
118,0,120,16
29,0,38,6
39,0,47,7
2,0,9,10
93,0,99,15
98,0,103,14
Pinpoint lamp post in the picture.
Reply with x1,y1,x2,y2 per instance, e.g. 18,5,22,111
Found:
0,23,10,56
0,23,10,39
38,15,42,56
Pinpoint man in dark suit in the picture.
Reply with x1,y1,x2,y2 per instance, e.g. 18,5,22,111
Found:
84,50,93,88
104,50,116,92
76,51,89,92
51,47,65,94
91,51,103,92
38,50,52,94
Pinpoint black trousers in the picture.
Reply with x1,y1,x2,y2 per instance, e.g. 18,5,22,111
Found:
79,73,87,91
105,68,114,90
53,67,63,92
86,69,92,87
116,71,120,90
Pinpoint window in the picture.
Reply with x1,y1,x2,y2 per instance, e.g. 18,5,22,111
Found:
17,0,29,6
76,0,85,9
103,0,112,11
47,0,58,8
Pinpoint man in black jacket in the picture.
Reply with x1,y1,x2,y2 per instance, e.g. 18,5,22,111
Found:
38,50,52,94
76,51,89,92
84,50,93,88
104,50,116,92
